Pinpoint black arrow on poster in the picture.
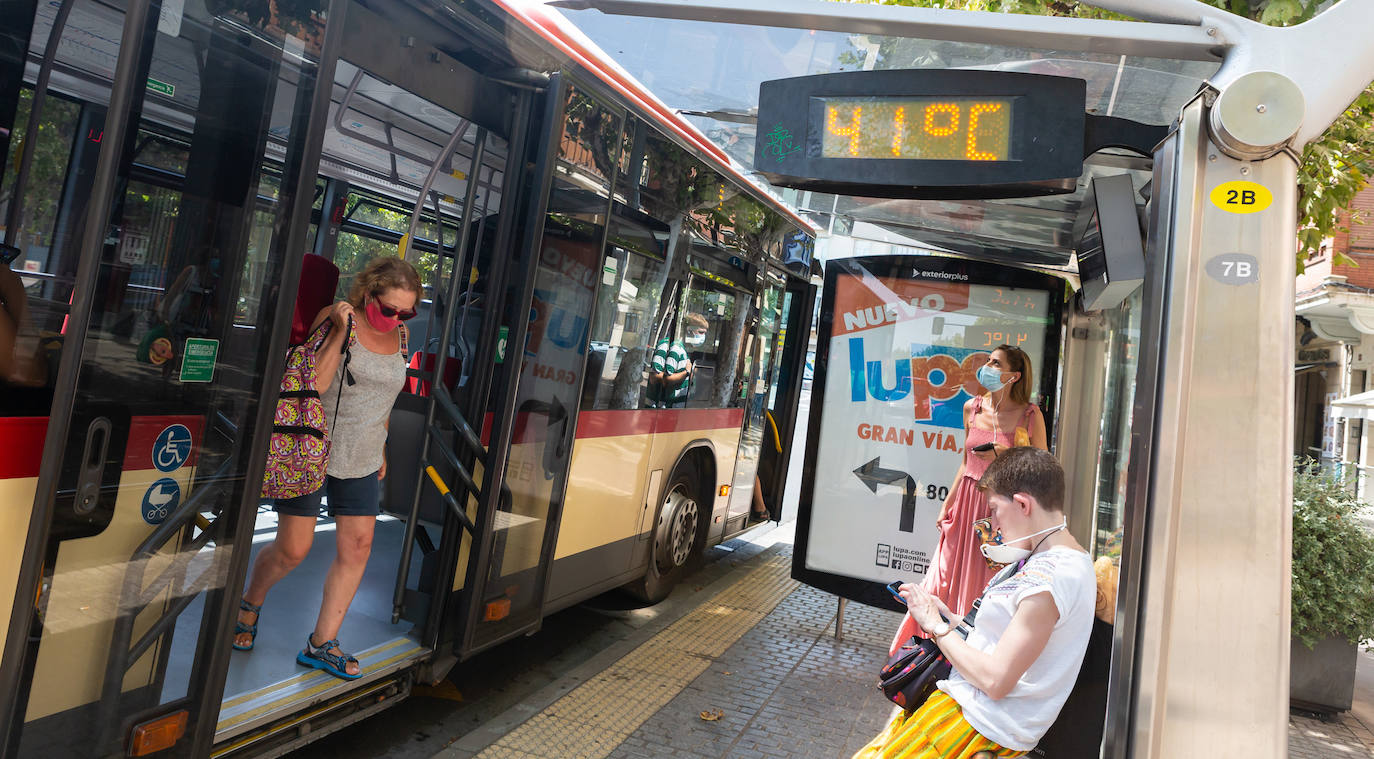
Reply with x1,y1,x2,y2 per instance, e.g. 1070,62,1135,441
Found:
853,457,917,533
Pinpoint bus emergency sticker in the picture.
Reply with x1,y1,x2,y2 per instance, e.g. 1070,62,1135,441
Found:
142,478,181,525
1209,180,1273,214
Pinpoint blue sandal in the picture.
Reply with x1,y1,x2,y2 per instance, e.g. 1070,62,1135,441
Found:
296,635,362,680
232,599,261,651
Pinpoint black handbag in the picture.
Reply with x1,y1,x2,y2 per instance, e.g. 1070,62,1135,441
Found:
878,567,1015,713
878,635,951,712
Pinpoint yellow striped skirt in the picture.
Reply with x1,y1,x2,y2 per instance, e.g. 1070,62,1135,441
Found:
852,691,1025,759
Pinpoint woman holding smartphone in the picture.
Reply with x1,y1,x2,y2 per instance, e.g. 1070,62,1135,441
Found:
910,345,1047,637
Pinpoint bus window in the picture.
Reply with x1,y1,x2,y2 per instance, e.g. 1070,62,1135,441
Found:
0,88,81,417
681,271,751,409
586,247,665,410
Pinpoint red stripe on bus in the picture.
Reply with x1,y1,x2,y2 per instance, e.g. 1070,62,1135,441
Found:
573,409,657,439
499,407,746,445
0,417,49,479
573,408,744,439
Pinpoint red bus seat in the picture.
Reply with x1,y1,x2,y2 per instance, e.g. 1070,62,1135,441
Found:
406,351,463,397
290,254,339,345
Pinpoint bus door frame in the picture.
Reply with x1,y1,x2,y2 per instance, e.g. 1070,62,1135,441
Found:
0,0,166,747
0,0,346,753
414,78,546,658
444,71,573,659
759,267,818,521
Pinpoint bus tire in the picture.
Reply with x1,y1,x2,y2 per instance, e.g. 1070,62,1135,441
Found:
627,462,705,603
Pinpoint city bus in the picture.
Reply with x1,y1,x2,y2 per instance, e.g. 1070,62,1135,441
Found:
0,0,817,755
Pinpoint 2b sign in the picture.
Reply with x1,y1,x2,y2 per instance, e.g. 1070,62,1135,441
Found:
1210,181,1273,214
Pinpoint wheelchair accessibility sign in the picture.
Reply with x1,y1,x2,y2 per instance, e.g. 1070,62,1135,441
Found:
142,478,180,525
153,424,193,472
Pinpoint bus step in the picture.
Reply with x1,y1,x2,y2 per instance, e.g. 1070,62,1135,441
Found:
211,671,412,759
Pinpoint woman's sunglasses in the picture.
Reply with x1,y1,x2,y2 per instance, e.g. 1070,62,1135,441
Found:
373,299,417,321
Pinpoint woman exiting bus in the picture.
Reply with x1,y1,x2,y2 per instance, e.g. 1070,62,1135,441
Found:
233,257,421,680
917,345,1047,625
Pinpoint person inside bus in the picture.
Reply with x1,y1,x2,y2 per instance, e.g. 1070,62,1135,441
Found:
646,312,707,408
921,345,1047,620
854,447,1094,759
0,260,52,403
233,256,421,680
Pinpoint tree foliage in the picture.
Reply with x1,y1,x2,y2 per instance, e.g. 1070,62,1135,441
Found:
843,0,1374,267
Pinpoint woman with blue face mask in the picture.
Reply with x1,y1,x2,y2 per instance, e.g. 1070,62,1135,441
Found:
905,345,1048,636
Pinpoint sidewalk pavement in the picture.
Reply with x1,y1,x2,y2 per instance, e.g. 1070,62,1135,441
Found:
436,521,1374,758
1288,645,1374,758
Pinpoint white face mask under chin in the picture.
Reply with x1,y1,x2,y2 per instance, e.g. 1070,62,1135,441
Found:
980,519,1066,565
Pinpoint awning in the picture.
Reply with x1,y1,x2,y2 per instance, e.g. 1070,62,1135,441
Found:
1330,389,1374,420
1295,362,1337,375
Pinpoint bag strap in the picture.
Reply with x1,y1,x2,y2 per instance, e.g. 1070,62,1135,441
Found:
333,315,355,423
398,322,409,362
306,316,334,353
956,563,1019,636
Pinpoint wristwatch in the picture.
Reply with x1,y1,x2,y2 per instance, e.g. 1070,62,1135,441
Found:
930,621,951,639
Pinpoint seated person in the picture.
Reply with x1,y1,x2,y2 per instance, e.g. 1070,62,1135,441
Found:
646,312,706,408
854,447,1095,759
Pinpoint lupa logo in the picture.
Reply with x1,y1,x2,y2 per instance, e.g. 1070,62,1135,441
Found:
847,338,988,424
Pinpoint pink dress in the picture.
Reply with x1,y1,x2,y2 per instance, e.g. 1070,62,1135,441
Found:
891,398,1036,652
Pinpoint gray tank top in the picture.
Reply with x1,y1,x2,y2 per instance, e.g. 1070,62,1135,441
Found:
321,326,407,479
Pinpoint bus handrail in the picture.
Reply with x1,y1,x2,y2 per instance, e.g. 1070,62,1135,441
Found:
433,384,484,458
426,425,479,507
394,128,491,624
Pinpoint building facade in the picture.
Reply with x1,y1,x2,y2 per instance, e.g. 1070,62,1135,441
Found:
1294,186,1374,496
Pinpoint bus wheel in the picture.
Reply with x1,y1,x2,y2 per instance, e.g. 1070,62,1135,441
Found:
628,464,703,603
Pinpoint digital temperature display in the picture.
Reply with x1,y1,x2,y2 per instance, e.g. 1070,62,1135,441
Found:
820,97,1014,161
755,69,1087,198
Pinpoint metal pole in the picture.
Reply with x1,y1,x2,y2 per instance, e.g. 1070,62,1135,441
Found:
401,119,471,261
835,596,846,641
393,128,487,623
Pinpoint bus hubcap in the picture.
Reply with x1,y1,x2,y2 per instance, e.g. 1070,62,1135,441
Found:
656,486,698,570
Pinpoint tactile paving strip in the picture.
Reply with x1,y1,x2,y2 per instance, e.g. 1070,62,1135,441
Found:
475,553,798,759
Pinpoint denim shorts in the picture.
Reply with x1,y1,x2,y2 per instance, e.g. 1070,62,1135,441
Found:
274,472,380,518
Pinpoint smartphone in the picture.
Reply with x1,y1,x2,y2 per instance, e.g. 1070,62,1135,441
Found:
971,441,996,453
0,243,19,266
886,580,905,600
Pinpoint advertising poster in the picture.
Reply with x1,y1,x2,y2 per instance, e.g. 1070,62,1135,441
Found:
799,257,1060,600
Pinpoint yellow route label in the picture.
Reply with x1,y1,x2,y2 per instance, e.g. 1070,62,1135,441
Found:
1209,180,1273,214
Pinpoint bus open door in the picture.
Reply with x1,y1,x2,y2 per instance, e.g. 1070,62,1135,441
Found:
0,1,329,754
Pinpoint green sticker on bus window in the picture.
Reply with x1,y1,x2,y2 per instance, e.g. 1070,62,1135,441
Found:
496,326,509,364
179,338,218,382
146,78,175,97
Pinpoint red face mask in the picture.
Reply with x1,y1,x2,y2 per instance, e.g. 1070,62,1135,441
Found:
364,301,401,332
